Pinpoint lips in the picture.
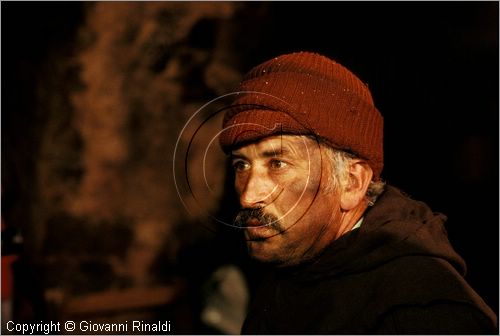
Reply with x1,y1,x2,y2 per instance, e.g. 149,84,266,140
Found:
245,228,270,241
245,222,278,241
246,218,263,227
235,209,283,240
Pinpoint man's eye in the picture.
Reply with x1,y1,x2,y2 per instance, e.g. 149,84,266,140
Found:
270,159,287,169
232,161,250,172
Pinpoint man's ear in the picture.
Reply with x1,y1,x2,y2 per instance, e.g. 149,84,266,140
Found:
340,160,373,211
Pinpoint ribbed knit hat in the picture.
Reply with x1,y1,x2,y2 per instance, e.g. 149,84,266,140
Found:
219,51,384,180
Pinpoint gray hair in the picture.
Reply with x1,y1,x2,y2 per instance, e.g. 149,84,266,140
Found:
322,146,385,205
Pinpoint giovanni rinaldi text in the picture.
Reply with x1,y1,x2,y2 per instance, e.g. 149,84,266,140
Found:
5,320,171,334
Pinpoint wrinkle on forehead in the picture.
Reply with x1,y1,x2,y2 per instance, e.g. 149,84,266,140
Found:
231,135,321,159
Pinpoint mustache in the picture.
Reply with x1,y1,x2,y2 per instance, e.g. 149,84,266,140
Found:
233,208,284,231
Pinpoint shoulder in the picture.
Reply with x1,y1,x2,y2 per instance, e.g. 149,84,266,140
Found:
368,255,497,333
377,255,466,294
372,301,498,334
371,255,488,309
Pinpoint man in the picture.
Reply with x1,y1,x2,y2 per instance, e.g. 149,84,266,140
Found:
218,52,497,334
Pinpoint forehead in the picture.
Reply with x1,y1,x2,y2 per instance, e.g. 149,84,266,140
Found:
231,135,320,158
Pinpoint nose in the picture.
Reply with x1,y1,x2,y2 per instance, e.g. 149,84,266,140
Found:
238,168,277,209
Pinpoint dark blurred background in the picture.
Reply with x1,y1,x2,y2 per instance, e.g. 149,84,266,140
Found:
2,1,498,334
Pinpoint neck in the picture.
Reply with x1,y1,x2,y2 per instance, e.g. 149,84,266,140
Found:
309,201,368,260
334,202,368,240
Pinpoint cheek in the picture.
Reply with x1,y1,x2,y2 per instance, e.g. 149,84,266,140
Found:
234,177,243,195
234,173,250,195
281,166,322,195
276,172,322,215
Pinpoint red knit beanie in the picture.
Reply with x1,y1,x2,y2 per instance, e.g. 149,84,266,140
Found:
219,51,384,180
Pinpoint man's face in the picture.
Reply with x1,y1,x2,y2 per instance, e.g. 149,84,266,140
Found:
231,135,343,267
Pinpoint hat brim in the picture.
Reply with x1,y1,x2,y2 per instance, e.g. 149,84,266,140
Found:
219,109,317,153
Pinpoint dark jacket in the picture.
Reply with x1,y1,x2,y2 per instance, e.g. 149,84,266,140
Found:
242,186,498,334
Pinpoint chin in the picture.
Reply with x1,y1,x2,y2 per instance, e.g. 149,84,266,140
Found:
246,241,293,267
247,241,280,263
